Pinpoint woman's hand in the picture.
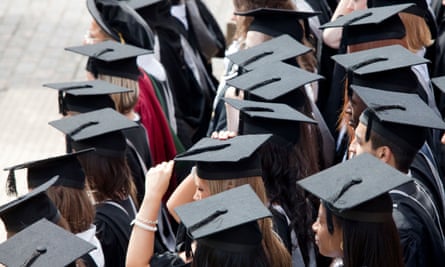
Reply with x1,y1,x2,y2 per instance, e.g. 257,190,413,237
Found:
210,130,237,140
145,160,175,202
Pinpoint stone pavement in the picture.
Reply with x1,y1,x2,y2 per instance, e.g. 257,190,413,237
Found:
0,0,233,241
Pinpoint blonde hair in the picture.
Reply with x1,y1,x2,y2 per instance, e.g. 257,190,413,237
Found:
207,176,292,267
98,74,140,115
399,12,434,52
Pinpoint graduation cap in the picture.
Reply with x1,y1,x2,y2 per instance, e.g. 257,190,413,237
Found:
320,4,413,46
0,176,60,234
226,61,323,109
175,184,271,251
66,41,151,80
369,0,437,37
224,98,316,144
0,218,96,267
86,0,154,49
49,108,139,157
226,34,311,71
43,80,133,115
235,8,321,42
175,134,271,180
298,153,412,222
332,45,428,95
4,148,94,197
354,85,445,152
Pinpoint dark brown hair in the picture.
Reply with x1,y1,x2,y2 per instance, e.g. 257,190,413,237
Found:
77,152,138,205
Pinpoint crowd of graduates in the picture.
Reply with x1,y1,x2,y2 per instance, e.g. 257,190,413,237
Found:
2,0,445,266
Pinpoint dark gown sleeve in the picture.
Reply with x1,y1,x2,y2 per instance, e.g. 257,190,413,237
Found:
270,209,292,253
95,204,132,267
391,192,445,267
150,251,190,267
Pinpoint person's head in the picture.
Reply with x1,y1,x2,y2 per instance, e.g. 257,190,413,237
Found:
49,108,140,202
349,110,423,172
5,149,96,235
176,134,291,266
300,154,409,267
0,177,64,238
177,185,274,267
347,85,445,172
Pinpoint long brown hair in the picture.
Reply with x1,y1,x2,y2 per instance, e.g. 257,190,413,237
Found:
77,152,138,205
46,186,95,234
207,176,292,267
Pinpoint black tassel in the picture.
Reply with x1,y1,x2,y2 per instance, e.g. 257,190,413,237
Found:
6,170,17,196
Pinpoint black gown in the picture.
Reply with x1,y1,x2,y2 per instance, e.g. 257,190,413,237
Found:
123,122,152,204
391,182,445,267
136,1,214,148
95,200,134,267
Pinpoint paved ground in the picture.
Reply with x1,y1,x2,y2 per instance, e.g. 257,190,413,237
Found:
0,0,233,241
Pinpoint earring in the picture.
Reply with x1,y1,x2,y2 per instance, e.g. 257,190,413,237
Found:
340,241,343,251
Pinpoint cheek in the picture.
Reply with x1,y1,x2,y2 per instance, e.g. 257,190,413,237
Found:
317,230,342,258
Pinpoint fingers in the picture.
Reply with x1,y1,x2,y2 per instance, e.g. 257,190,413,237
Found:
210,130,238,140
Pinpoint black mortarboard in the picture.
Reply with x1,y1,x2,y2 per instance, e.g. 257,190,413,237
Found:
226,61,323,109
332,44,428,76
175,184,271,250
0,219,96,267
224,98,316,144
49,108,138,157
43,80,132,114
369,0,437,37
226,34,311,71
66,41,151,80
0,176,60,234
432,76,445,94
235,8,320,42
298,153,411,222
354,85,445,152
4,149,94,196
174,134,271,180
320,4,412,45
87,0,154,49
332,45,428,96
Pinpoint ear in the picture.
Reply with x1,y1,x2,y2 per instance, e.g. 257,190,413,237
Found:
376,146,393,163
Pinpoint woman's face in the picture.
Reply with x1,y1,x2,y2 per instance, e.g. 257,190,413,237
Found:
312,204,343,258
192,170,211,201
347,0,367,11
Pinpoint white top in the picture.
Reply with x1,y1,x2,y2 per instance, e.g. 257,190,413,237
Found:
76,224,105,267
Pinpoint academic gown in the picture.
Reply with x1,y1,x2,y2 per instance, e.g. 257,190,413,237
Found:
137,1,214,148
95,200,134,267
122,122,151,204
391,182,445,267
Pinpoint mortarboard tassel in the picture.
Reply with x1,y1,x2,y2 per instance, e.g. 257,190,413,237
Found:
6,169,18,196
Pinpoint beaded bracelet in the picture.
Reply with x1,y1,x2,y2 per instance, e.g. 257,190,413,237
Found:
131,219,158,232
135,216,158,226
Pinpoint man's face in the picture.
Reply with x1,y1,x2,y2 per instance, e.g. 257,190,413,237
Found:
349,122,376,157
